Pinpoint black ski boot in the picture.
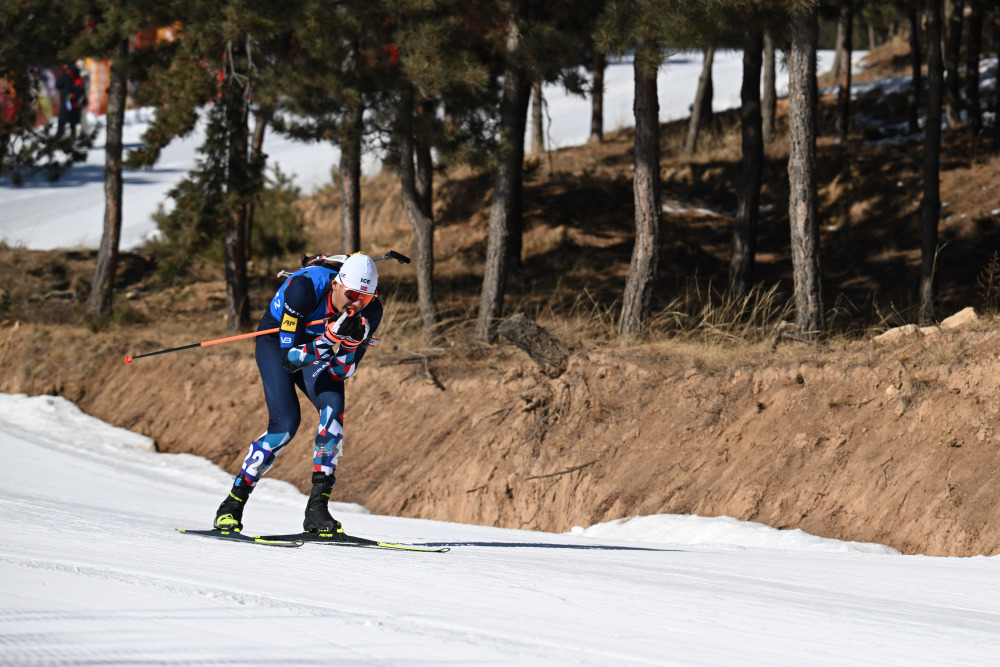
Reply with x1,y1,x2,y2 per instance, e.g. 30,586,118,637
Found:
303,471,341,533
214,482,253,532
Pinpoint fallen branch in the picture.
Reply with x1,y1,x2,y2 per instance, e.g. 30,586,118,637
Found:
403,348,445,391
497,313,570,378
525,456,603,481
43,289,76,301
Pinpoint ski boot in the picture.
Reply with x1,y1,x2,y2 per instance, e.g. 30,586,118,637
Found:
214,482,253,532
303,471,342,533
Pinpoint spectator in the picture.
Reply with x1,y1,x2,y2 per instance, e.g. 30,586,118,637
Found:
55,61,85,139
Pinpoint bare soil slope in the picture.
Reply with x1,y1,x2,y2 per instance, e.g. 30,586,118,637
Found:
1,315,999,557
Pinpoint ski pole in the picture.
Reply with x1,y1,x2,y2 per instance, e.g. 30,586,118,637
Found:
124,318,327,365
375,250,410,264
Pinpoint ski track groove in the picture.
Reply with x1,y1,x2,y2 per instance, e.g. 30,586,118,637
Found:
0,553,649,666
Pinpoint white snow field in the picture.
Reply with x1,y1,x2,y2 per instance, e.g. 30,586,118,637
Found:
0,50,841,252
2,393,1000,666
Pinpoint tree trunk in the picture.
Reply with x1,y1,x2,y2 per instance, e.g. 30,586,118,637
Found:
531,78,544,155
336,39,362,254
908,6,923,135
340,100,363,254
245,109,267,264
89,40,128,318
224,61,250,332
399,88,438,344
989,6,998,53
684,47,715,155
730,29,764,297
762,32,777,144
944,0,964,128
966,1,983,136
920,0,944,324
787,5,824,337
496,313,569,378
836,0,854,142
476,4,529,342
868,21,877,50
994,11,1000,153
590,50,605,143
508,74,531,270
619,40,661,342
415,99,434,219
832,16,845,83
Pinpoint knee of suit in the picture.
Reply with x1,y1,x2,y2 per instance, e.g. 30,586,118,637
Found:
267,416,300,442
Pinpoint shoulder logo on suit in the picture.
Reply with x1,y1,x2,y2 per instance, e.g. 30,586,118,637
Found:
280,314,298,332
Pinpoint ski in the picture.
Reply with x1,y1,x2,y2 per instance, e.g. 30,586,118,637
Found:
176,528,303,547
257,530,450,553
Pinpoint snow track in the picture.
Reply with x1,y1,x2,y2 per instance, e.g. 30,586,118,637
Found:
3,393,1000,665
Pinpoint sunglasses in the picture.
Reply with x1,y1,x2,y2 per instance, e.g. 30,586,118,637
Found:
343,287,375,306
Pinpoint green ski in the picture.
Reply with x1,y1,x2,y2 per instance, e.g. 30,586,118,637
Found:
258,530,450,553
176,528,303,547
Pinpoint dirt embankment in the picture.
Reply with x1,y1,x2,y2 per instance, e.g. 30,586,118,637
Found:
3,317,999,557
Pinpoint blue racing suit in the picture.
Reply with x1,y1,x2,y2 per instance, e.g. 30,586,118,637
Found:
233,265,382,489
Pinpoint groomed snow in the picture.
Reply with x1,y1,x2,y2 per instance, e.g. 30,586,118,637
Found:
3,393,1000,665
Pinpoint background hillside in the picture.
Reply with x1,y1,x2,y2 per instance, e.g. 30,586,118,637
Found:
1,41,999,557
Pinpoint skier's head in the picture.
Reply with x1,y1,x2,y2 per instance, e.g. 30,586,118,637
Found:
328,253,377,313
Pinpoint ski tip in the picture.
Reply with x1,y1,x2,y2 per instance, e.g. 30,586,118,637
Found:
124,355,134,365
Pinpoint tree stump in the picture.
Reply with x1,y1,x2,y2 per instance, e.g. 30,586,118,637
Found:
496,313,570,379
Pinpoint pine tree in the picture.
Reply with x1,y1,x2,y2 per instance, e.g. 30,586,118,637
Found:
762,31,776,144
730,26,764,296
476,0,604,342
966,1,984,137
920,0,944,323
65,0,162,319
276,0,384,255
835,0,854,142
590,48,606,143
372,0,498,344
907,5,922,136
787,1,824,336
128,1,290,330
477,0,532,342
943,0,964,128
89,37,128,318
684,46,716,156
598,0,721,341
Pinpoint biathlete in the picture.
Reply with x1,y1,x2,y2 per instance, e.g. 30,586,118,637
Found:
213,252,382,533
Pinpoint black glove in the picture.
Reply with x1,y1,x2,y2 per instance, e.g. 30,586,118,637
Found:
323,311,369,347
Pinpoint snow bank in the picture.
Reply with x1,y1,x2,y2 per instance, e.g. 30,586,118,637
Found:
571,513,900,554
